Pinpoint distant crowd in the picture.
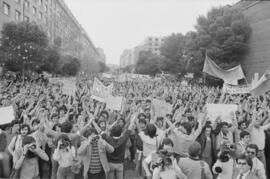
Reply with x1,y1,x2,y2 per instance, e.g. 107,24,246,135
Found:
0,73,270,179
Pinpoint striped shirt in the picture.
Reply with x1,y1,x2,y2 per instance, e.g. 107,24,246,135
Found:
89,141,102,174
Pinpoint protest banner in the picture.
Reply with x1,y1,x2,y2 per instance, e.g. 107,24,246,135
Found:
0,106,14,125
92,78,113,102
222,83,251,94
62,80,76,96
152,99,172,117
203,55,245,85
106,96,123,111
206,104,238,124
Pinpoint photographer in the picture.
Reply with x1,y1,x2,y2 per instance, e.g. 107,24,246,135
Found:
78,128,114,179
212,141,236,179
52,134,76,179
13,135,49,179
143,138,186,179
152,156,186,179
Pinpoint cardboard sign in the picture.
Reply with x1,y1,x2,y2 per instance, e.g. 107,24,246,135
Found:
106,96,123,111
152,99,172,117
206,104,238,124
0,106,14,125
62,80,76,96
223,83,251,94
91,78,113,102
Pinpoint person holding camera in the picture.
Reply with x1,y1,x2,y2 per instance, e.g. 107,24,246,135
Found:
52,134,76,179
78,128,114,179
143,138,186,179
13,135,49,179
212,140,236,179
152,156,186,179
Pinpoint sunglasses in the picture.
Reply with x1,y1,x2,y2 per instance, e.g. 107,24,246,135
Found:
247,151,256,155
238,162,247,166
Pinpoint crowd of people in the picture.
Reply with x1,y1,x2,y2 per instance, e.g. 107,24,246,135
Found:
0,73,270,179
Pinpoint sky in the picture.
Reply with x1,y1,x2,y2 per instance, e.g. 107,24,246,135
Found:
64,0,239,65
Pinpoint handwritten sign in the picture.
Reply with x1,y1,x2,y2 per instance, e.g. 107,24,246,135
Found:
0,106,14,125
152,99,172,117
92,78,113,102
223,83,251,94
206,104,238,124
106,96,123,111
62,80,76,96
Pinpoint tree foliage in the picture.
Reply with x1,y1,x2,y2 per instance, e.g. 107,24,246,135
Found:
157,6,251,78
0,22,48,72
98,61,109,73
135,51,162,76
61,56,81,76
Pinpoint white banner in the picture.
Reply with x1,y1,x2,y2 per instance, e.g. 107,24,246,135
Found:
62,80,76,96
92,78,113,102
106,96,123,111
223,83,251,94
0,106,14,125
152,99,172,117
206,104,238,124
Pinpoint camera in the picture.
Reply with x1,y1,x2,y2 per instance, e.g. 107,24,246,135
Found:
59,140,70,149
28,144,36,150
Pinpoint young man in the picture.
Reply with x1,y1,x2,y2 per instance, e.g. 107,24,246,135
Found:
233,155,259,179
78,128,114,179
101,124,132,179
245,144,266,179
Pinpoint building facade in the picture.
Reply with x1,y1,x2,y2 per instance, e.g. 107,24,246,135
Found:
0,0,104,72
120,49,132,68
96,47,106,63
142,36,165,55
234,1,270,82
119,36,164,68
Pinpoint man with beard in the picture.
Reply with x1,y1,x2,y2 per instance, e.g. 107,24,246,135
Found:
13,135,49,179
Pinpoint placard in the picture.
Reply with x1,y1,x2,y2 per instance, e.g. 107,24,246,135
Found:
152,99,172,117
206,104,238,124
106,96,123,111
91,78,113,102
62,80,76,96
0,106,14,125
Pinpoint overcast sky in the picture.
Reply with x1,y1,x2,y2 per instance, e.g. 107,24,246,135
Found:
64,0,239,65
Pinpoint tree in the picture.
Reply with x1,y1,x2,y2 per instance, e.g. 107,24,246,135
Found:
194,6,252,69
135,51,161,76
61,56,81,76
39,48,60,74
0,22,49,75
160,33,186,74
98,61,109,73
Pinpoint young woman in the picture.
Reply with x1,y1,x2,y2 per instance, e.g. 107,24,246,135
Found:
13,136,49,179
8,124,31,157
52,134,76,179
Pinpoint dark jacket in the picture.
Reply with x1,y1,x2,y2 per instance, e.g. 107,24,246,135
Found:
196,133,217,165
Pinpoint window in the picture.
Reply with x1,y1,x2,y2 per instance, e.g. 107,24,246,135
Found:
3,2,10,15
32,6,36,15
15,0,20,4
39,0,43,6
44,5,47,12
24,16,29,21
24,0,30,11
38,11,42,19
15,10,21,21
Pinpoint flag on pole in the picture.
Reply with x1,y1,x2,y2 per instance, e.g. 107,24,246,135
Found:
250,68,270,97
203,55,245,85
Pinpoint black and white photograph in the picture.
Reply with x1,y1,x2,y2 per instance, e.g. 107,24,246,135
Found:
0,0,270,179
